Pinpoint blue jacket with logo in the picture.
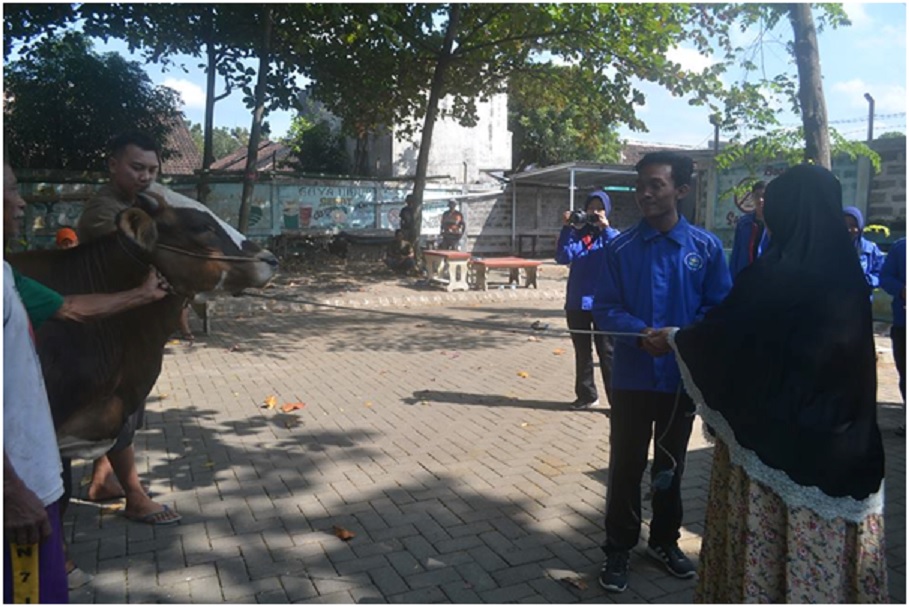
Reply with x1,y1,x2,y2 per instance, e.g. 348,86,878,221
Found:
729,212,770,280
593,216,732,393
555,224,620,311
880,238,906,328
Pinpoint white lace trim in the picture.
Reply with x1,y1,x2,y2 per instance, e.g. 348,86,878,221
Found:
668,330,884,523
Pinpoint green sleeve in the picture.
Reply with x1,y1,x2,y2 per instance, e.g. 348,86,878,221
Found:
12,269,64,329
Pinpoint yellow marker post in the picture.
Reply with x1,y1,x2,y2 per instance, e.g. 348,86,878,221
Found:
9,542,39,603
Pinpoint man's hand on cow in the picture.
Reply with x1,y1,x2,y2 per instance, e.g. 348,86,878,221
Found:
142,268,171,301
3,474,51,546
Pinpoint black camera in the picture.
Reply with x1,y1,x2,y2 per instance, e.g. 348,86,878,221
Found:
569,209,597,226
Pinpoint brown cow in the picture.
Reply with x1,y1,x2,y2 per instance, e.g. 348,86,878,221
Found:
8,188,277,459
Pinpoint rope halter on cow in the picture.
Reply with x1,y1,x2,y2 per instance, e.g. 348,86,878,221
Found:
155,243,264,263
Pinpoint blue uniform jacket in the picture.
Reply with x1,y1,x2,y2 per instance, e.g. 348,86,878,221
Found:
555,224,620,311
729,212,770,279
855,236,885,290
880,238,906,328
593,216,732,393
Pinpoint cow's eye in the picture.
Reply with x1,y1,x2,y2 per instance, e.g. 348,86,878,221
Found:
192,224,215,234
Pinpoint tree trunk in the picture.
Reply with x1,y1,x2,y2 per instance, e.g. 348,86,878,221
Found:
198,28,217,204
788,3,831,169
238,6,272,233
406,3,462,250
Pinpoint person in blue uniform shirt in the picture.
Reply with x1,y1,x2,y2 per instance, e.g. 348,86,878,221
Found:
880,237,906,435
843,206,884,290
729,180,770,280
592,151,732,594
555,190,620,410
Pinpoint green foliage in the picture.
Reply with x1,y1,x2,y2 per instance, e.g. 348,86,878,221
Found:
508,64,622,168
4,32,181,171
283,115,350,175
186,121,249,160
714,127,881,200
877,132,906,140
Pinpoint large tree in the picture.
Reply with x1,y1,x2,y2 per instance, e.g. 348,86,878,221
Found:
3,31,181,171
186,121,249,161
288,3,771,246
509,64,623,170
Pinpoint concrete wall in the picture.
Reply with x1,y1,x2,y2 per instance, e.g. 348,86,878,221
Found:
361,93,512,185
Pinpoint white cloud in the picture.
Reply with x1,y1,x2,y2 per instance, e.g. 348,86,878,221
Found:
832,79,906,113
162,78,206,109
842,3,872,28
666,46,717,73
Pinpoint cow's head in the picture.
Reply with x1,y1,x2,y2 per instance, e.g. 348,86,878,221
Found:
117,183,278,295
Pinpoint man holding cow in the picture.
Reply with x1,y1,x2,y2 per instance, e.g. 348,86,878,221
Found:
75,132,183,526
3,156,169,602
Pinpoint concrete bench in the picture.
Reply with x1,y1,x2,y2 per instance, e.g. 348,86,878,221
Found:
469,257,543,291
423,250,471,292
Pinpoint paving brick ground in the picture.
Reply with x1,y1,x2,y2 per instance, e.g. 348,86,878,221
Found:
65,268,906,603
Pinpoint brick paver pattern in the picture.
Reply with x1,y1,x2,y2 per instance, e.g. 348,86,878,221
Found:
65,294,906,603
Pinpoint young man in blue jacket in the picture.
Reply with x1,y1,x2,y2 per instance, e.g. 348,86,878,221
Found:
728,180,770,280
555,190,620,409
592,152,732,593
880,238,906,435
844,206,885,290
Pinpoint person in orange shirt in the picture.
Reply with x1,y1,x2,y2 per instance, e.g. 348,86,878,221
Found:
55,227,78,250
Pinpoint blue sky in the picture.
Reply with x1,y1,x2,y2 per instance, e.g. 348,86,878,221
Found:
89,3,906,149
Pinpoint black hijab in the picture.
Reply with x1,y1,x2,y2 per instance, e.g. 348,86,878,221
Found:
674,164,884,509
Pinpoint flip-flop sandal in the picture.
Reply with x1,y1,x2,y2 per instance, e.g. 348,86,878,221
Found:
122,504,182,525
67,566,94,590
83,485,154,503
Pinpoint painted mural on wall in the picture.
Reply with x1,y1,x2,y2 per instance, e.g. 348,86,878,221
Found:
713,156,863,245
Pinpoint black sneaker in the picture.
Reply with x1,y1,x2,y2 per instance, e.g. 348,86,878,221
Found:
598,551,629,593
647,543,696,578
570,398,600,410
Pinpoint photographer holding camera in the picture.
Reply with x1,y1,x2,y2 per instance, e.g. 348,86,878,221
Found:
555,190,620,410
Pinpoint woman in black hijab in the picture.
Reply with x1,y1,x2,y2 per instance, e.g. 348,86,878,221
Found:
669,164,887,602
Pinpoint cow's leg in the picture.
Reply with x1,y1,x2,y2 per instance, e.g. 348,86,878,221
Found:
56,397,124,460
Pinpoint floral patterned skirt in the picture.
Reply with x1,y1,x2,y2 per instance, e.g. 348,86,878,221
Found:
695,439,889,603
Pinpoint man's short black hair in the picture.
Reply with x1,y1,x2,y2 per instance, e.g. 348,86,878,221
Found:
751,180,766,192
108,131,160,158
635,151,694,188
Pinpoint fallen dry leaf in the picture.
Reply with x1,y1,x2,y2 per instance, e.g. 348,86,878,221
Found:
520,422,529,428
262,395,278,409
527,336,540,342
558,576,588,591
167,339,180,346
281,402,305,413
332,525,356,541
552,348,565,355
228,344,242,352
517,371,530,378
364,401,374,408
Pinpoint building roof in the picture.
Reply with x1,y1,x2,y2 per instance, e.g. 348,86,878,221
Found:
161,118,202,176
211,140,297,172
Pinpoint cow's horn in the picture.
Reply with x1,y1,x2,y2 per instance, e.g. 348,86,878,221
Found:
117,208,158,251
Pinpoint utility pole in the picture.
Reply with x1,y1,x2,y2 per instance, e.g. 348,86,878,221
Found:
864,93,875,142
862,93,875,215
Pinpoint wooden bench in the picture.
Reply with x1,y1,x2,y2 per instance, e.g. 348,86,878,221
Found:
423,249,471,292
469,257,543,291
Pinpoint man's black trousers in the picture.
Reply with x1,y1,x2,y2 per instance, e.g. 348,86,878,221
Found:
565,309,613,404
603,388,695,553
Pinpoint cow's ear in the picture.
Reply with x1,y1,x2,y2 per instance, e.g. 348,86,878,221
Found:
117,208,158,251
134,191,168,217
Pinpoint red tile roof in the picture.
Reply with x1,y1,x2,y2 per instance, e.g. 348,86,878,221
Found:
161,118,202,176
211,140,297,172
